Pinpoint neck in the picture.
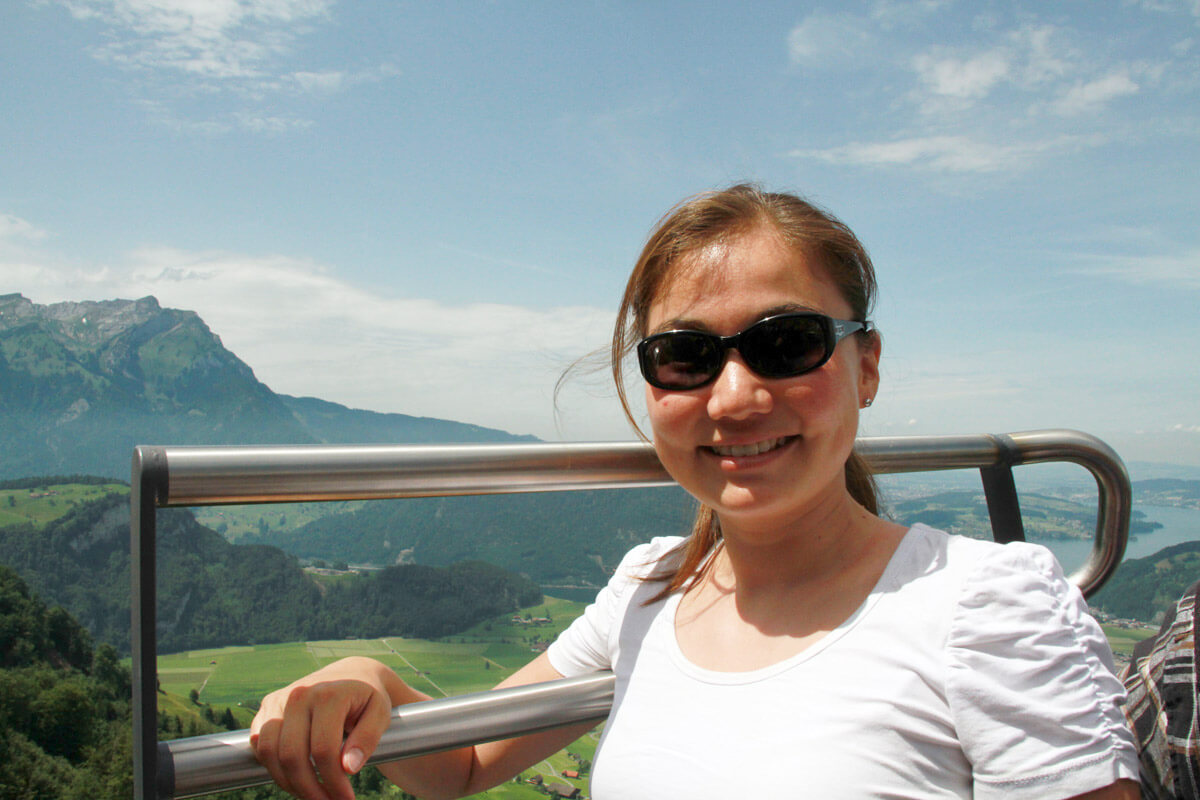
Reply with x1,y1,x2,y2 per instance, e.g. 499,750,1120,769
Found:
710,489,884,596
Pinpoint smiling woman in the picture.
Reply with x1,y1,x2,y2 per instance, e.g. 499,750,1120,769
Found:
248,185,1141,800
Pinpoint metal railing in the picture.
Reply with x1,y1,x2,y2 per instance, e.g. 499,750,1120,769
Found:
132,429,1132,799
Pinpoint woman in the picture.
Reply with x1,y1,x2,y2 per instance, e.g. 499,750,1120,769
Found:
250,185,1140,799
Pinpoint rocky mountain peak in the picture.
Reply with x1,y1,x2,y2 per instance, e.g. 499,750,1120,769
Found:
0,293,202,347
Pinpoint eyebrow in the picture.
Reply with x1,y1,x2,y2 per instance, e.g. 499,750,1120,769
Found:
649,302,822,335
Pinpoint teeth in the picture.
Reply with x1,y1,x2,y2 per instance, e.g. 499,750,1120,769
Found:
711,437,789,457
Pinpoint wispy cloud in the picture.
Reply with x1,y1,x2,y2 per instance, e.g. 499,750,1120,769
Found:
1126,0,1200,19
1051,71,1141,116
0,214,48,241
61,0,332,79
1071,247,1200,289
792,133,1097,173
787,11,879,67
785,9,1189,178
50,0,398,133
912,50,1011,100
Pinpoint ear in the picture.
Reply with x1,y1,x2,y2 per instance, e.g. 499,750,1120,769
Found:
857,331,882,407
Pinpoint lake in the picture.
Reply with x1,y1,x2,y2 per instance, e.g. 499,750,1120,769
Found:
1038,504,1200,575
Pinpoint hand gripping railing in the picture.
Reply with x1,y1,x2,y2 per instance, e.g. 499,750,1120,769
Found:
132,429,1132,799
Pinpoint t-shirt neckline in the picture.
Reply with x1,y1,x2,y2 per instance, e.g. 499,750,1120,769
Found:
664,525,920,685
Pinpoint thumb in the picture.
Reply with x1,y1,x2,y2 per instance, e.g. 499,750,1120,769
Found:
341,689,391,774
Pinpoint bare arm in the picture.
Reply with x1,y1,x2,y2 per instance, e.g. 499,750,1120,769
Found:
378,652,594,799
250,652,593,800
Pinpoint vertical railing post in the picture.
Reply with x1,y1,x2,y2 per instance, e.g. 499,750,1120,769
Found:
979,434,1026,544
132,447,168,800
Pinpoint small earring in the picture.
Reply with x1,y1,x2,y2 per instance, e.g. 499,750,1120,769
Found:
863,397,873,408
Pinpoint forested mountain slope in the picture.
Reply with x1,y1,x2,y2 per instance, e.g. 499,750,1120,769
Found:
246,485,698,587
1090,540,1200,623
0,490,541,653
0,565,133,799
0,293,533,480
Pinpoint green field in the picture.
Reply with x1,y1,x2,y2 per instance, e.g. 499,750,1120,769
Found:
0,482,127,528
1101,623,1157,657
158,596,594,799
192,500,364,541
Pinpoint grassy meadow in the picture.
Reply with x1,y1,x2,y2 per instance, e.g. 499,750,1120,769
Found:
1101,623,1157,657
157,596,595,799
192,501,363,541
0,482,127,528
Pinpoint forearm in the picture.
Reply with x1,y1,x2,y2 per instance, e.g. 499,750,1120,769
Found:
356,660,475,800
376,746,475,800
377,722,595,800
375,652,594,799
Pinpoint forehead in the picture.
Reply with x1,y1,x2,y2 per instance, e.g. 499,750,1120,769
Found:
646,228,849,330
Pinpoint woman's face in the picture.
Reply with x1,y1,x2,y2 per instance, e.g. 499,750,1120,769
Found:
643,226,881,534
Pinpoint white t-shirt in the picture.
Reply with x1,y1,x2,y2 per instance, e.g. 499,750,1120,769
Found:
547,524,1139,799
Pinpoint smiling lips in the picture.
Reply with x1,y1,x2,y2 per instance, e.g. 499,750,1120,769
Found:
707,436,795,458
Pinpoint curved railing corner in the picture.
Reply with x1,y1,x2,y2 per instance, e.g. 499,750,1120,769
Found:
132,429,1131,799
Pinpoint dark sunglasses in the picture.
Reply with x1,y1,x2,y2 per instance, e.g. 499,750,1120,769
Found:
637,312,872,391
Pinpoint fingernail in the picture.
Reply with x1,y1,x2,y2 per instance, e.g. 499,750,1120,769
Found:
343,747,365,774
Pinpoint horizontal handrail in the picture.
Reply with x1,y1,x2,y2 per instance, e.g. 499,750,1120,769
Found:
162,672,615,799
136,429,1132,799
148,441,673,505
138,430,1130,594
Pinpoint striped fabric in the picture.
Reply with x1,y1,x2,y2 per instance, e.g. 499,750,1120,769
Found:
1121,580,1200,799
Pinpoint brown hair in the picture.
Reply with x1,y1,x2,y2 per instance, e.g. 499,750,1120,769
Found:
612,184,880,600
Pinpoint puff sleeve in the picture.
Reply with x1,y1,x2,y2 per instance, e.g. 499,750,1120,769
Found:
547,537,683,677
945,542,1139,799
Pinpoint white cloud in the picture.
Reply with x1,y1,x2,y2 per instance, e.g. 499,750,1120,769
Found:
913,50,1010,100
1052,71,1140,115
0,214,48,241
787,11,877,67
1126,0,1200,18
792,133,1095,173
1007,25,1072,86
0,243,630,440
231,110,312,133
50,0,398,135
1072,248,1200,289
869,0,954,26
906,25,1075,116
62,0,331,79
290,69,344,93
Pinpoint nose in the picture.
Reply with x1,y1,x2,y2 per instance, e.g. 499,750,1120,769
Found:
706,353,773,420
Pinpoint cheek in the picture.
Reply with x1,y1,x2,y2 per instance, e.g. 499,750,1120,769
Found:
645,387,704,442
780,365,859,422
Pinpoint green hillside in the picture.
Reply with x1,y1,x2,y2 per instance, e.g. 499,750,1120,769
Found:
1090,540,1200,623
246,485,696,589
0,565,133,799
0,483,541,654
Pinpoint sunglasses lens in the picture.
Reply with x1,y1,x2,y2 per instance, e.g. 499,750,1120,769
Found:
742,316,830,377
641,332,722,389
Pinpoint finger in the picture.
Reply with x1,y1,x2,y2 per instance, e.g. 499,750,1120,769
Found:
250,715,302,799
275,686,332,800
340,686,392,775
309,695,359,800
249,690,280,741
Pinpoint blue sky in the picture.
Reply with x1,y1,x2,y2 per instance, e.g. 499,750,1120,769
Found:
1,0,1198,467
